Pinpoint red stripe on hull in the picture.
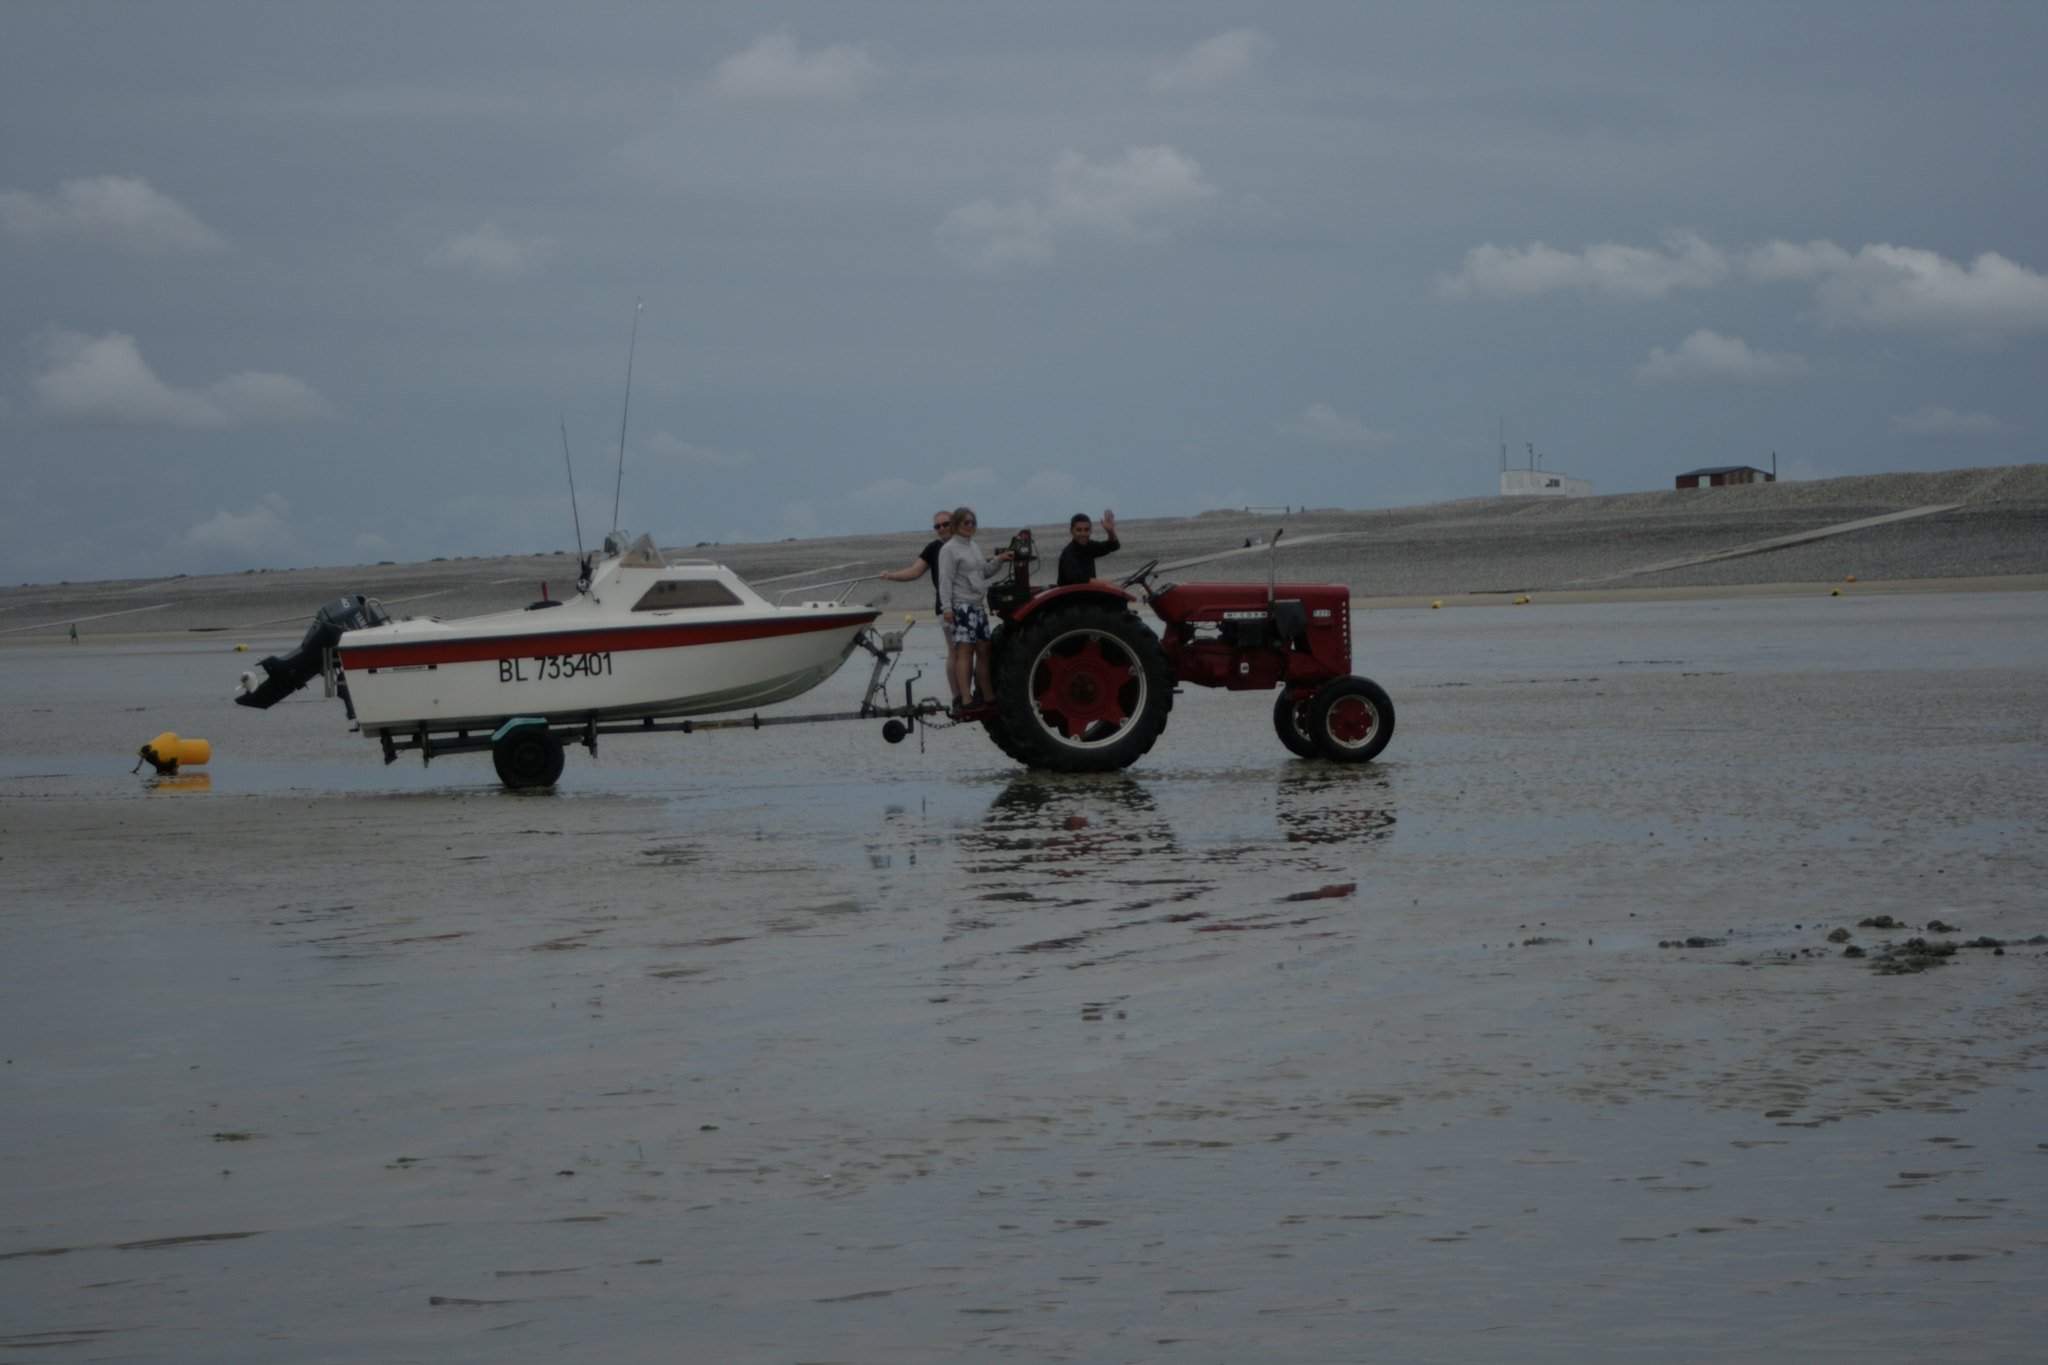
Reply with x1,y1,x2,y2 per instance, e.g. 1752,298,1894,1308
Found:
340,611,878,671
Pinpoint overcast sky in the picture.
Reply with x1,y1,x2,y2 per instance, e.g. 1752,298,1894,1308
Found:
4,2,2044,583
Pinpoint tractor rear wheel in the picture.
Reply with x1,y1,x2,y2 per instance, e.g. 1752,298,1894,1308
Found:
1272,690,1319,758
980,629,1033,763
994,603,1172,772
1306,675,1394,763
492,723,566,788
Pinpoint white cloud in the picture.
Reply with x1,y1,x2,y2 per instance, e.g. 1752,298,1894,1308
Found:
427,221,555,278
1441,229,2048,346
939,145,1218,267
1888,406,2015,438
1150,29,1268,94
184,494,298,563
1635,329,1814,383
1438,230,1729,301
0,174,223,256
1744,240,2048,343
645,430,751,467
705,29,880,104
842,466,999,522
1277,403,1397,446
34,331,336,428
770,467,1116,541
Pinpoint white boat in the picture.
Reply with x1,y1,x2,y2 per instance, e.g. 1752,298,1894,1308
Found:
237,534,885,783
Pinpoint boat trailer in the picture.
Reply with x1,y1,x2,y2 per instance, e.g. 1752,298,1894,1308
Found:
361,622,946,785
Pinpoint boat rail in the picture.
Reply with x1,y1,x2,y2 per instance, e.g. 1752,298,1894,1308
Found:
773,575,874,606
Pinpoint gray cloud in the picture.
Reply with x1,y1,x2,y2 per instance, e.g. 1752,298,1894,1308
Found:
644,431,751,467
939,145,1218,267
428,221,557,279
1888,406,2015,438
1636,330,1814,384
1445,231,2048,348
1745,241,2048,344
35,332,336,428
1277,404,1397,446
704,29,881,104
182,493,298,566
1438,231,1730,301
1149,29,1268,95
0,175,222,256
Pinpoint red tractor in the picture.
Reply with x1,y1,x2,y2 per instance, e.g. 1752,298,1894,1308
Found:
970,531,1394,772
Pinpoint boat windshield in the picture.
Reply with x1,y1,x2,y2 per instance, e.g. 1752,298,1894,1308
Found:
620,534,667,568
632,579,742,611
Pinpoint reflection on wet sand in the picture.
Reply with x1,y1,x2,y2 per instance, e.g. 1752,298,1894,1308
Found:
937,769,1398,969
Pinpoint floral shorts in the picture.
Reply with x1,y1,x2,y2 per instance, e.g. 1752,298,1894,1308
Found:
948,601,993,644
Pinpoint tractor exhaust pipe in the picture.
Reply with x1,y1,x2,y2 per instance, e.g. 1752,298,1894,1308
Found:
1268,527,1284,605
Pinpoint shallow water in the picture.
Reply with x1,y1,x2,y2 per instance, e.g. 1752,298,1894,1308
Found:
3,594,2045,1362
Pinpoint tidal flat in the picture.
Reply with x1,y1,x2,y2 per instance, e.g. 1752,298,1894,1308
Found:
3,591,2045,1363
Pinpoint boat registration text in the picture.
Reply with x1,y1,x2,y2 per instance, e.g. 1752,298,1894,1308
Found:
500,652,615,683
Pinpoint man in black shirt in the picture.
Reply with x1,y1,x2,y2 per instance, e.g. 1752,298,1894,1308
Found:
1056,510,1119,587
879,509,955,613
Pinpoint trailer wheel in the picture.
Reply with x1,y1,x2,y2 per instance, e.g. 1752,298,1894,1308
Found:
1272,690,1319,758
995,603,1172,772
1306,676,1394,763
492,723,565,788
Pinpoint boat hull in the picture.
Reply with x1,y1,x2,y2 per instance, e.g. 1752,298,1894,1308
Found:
337,610,879,736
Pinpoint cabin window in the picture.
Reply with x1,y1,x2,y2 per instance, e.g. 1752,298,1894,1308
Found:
632,579,742,611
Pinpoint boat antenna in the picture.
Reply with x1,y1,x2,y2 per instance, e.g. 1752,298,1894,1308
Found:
560,416,592,590
610,297,643,546
560,418,586,561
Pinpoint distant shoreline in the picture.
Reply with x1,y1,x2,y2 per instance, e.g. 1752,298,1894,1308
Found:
4,464,2044,643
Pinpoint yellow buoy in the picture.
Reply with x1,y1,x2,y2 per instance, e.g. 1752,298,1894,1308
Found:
1845,574,1857,582
1431,600,1442,609
1830,588,1842,596
138,732,211,775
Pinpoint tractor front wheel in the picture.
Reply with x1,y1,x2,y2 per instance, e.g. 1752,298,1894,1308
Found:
994,604,1173,772
1272,690,1319,758
1306,676,1394,763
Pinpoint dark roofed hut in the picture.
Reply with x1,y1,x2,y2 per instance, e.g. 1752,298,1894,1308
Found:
1677,465,1776,489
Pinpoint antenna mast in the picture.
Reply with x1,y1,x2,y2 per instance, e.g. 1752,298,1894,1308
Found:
559,417,585,562
610,297,643,541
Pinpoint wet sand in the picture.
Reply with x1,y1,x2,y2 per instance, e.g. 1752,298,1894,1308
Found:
3,587,2045,1362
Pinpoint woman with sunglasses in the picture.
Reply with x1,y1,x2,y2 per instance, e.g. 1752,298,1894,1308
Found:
935,506,1013,712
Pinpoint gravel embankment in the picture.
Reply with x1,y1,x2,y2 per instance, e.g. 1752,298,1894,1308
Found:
5,464,2045,640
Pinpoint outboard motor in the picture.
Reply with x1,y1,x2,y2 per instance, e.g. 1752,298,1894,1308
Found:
234,595,388,709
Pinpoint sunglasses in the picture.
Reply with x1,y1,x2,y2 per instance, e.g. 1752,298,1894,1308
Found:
933,522,950,531
960,518,977,526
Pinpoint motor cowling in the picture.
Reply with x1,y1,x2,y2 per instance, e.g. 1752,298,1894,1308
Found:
234,595,387,709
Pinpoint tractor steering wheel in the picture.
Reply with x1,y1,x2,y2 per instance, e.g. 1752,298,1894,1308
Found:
1119,559,1160,593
